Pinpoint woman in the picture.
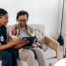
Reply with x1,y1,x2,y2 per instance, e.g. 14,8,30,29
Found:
0,8,30,66
9,10,47,66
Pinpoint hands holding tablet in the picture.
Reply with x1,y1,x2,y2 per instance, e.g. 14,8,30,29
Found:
14,39,30,49
13,38,30,49
11,37,35,49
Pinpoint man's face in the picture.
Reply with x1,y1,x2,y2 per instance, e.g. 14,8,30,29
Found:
0,14,8,26
18,15,28,27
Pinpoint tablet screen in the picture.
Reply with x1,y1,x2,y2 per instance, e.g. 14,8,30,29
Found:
23,37,35,47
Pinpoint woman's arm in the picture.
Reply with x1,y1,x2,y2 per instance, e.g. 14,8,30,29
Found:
0,38,24,50
14,40,30,49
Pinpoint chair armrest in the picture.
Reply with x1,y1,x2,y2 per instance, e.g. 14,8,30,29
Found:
45,36,60,61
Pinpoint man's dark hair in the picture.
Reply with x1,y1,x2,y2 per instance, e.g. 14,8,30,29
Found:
0,8,8,16
16,10,29,21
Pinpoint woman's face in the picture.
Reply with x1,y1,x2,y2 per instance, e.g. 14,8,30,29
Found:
0,14,8,26
18,15,28,27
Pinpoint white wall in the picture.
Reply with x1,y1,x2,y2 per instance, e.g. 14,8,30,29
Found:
0,0,62,39
39,0,62,39
62,0,66,41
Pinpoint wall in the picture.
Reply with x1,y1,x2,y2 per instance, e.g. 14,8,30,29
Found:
61,0,66,43
39,0,62,39
0,0,62,39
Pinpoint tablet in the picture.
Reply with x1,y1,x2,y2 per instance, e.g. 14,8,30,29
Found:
23,37,35,47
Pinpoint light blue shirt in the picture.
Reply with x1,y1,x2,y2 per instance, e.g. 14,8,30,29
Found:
20,31,30,38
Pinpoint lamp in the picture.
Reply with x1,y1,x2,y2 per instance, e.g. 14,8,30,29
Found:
57,0,65,45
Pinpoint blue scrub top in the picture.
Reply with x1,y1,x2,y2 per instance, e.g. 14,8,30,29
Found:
0,26,7,44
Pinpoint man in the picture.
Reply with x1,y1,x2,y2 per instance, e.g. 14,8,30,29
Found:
0,8,29,66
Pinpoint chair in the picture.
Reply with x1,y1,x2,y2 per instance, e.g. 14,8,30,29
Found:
0,24,60,66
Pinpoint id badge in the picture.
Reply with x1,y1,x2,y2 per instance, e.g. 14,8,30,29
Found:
1,35,4,42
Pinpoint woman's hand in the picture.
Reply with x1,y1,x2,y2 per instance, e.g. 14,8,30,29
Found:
0,38,28,50
11,38,27,45
14,40,30,49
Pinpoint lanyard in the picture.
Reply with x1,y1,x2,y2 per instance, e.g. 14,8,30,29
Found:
0,35,4,42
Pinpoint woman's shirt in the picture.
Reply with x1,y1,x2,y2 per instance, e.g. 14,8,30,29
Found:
0,26,7,44
19,31,30,38
8,24,40,42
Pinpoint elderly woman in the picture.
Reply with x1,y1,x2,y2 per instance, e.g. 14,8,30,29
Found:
8,10,47,66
